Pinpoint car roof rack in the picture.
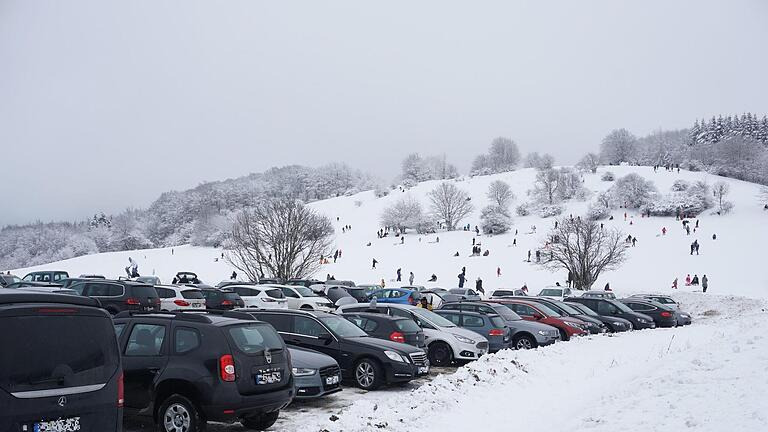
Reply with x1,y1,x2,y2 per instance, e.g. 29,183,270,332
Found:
201,309,257,321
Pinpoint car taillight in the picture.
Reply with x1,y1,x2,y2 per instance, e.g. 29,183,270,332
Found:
174,300,191,307
219,355,236,382
36,308,77,314
125,298,140,305
660,311,672,317
488,329,505,337
153,298,161,304
389,331,405,343
117,372,124,408
221,300,233,306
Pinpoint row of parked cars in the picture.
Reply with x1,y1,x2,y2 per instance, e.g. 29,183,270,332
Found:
0,270,693,432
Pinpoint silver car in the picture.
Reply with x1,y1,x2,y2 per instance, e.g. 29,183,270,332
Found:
288,347,342,399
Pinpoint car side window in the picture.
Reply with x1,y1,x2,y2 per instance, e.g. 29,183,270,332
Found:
54,273,65,281
362,319,378,332
440,313,461,326
70,282,87,295
479,306,494,314
257,314,292,332
346,316,366,329
114,323,126,339
281,287,299,298
125,324,166,356
294,316,328,338
596,301,616,315
107,284,123,296
390,308,411,320
175,327,201,354
516,305,536,316
86,283,108,296
156,288,173,298
462,316,484,327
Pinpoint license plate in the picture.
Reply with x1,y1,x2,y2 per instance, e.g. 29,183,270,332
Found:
418,366,429,374
256,371,281,385
143,306,154,311
325,375,340,385
34,417,81,432
193,303,204,308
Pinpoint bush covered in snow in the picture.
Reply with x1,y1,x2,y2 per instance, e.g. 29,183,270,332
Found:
515,204,531,216
611,173,657,208
536,203,564,218
380,196,425,232
601,171,615,181
586,203,612,220
480,205,512,234
470,137,521,176
640,182,713,217
671,179,690,191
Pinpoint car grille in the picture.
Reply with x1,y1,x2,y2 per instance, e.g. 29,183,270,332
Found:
319,365,341,390
476,341,489,350
409,352,428,367
549,330,559,337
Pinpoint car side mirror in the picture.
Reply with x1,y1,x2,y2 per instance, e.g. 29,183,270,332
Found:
320,333,333,344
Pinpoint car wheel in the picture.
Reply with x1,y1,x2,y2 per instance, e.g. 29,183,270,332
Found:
427,342,453,367
558,328,570,341
354,358,382,390
300,305,314,310
241,411,279,431
157,394,205,432
513,335,536,350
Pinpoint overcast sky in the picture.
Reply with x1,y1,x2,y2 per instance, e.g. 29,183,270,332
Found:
1,0,766,227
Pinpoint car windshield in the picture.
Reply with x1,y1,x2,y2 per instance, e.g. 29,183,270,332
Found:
0,315,119,394
539,289,563,296
652,297,676,304
319,317,368,338
611,300,635,313
228,324,284,354
294,287,318,297
552,302,580,315
531,302,561,317
492,290,514,297
491,306,522,321
410,307,456,327
569,303,598,316
2,275,21,285
346,288,368,300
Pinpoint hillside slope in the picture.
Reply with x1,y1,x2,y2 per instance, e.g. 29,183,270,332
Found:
14,166,768,299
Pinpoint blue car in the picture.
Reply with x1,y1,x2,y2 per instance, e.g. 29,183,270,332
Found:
368,288,421,305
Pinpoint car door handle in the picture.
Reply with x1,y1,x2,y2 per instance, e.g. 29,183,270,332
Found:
147,367,161,374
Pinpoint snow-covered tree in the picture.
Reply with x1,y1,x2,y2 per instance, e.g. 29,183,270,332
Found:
601,171,615,181
480,205,512,234
611,173,657,208
599,128,638,165
577,153,599,173
531,168,561,205
380,196,425,232
428,182,473,230
671,179,690,192
487,180,514,208
712,181,732,214
471,137,521,175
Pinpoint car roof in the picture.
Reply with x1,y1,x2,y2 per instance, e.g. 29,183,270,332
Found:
240,307,337,319
0,288,100,307
114,310,259,325
341,311,408,321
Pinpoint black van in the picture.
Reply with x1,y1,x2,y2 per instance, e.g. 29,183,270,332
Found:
71,280,161,315
0,289,123,431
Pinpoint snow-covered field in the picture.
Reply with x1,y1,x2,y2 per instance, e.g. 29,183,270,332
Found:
13,166,768,431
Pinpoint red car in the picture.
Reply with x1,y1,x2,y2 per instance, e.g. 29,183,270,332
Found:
489,299,588,341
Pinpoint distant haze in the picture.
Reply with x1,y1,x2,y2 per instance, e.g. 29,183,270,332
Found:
1,0,766,226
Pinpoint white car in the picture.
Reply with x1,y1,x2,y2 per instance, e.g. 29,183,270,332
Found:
537,287,574,300
269,284,334,311
154,285,206,311
226,284,289,309
338,303,489,366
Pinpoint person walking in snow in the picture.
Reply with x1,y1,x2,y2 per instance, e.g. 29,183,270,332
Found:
535,250,541,263
702,275,708,293
690,242,696,255
672,278,678,289
567,271,573,288
527,250,531,262
497,267,501,277
429,274,437,282
372,258,378,269
409,272,415,285
475,277,484,295
396,268,402,282
458,272,466,288
691,274,699,285
632,237,637,247
685,274,691,286
604,282,611,291
380,278,386,288
401,236,405,244
513,238,517,246
662,227,667,236
231,271,237,280
333,250,339,263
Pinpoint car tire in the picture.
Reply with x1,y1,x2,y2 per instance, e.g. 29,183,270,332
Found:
513,335,536,350
241,411,280,431
300,305,314,310
558,328,570,341
157,394,205,432
427,341,453,367
354,358,383,390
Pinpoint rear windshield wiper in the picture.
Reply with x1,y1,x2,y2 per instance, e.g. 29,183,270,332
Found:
29,376,66,386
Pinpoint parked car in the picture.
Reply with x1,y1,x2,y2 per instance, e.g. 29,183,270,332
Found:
154,285,207,311
489,289,527,298
437,301,560,349
325,285,370,303
287,347,342,400
134,275,161,285
355,284,383,297
0,289,123,432
489,299,588,341
342,312,426,347
327,280,355,287
21,270,69,283
619,299,678,328
171,271,203,284
526,297,607,334
199,287,245,310
420,289,448,309
216,280,253,289
5,281,77,295
79,274,106,279
566,297,656,330
71,280,161,315
59,277,94,289
224,285,289,309
286,279,324,288
324,286,359,308
338,303,489,366
447,288,482,301
368,288,421,305
565,301,633,332
581,290,617,299
537,287,574,300
629,293,681,309
274,284,334,311
248,309,428,390
114,310,293,431
433,310,512,353
0,273,21,287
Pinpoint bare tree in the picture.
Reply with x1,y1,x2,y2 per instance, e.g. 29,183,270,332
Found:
760,187,768,206
531,168,561,204
712,181,732,214
487,180,514,208
539,218,627,289
225,200,334,281
381,196,424,232
428,182,473,230
612,173,657,208
577,152,600,173
600,128,638,165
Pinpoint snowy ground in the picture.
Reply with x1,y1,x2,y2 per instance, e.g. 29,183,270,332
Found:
12,165,768,431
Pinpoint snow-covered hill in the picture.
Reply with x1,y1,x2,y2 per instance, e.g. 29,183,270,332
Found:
15,166,768,300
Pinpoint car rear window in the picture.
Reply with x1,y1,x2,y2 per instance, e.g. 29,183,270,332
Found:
489,316,506,328
223,292,241,300
181,290,204,299
394,318,421,333
265,289,285,299
228,324,284,354
0,314,119,394
539,289,562,296
132,285,159,298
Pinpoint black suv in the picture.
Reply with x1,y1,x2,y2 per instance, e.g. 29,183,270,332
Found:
199,287,245,310
566,297,656,330
114,310,294,431
248,309,428,390
71,280,160,315
0,289,123,431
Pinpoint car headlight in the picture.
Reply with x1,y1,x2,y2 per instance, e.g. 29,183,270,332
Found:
384,351,407,363
612,321,624,326
637,318,647,323
565,322,582,329
453,335,475,344
292,368,317,377
537,330,548,336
